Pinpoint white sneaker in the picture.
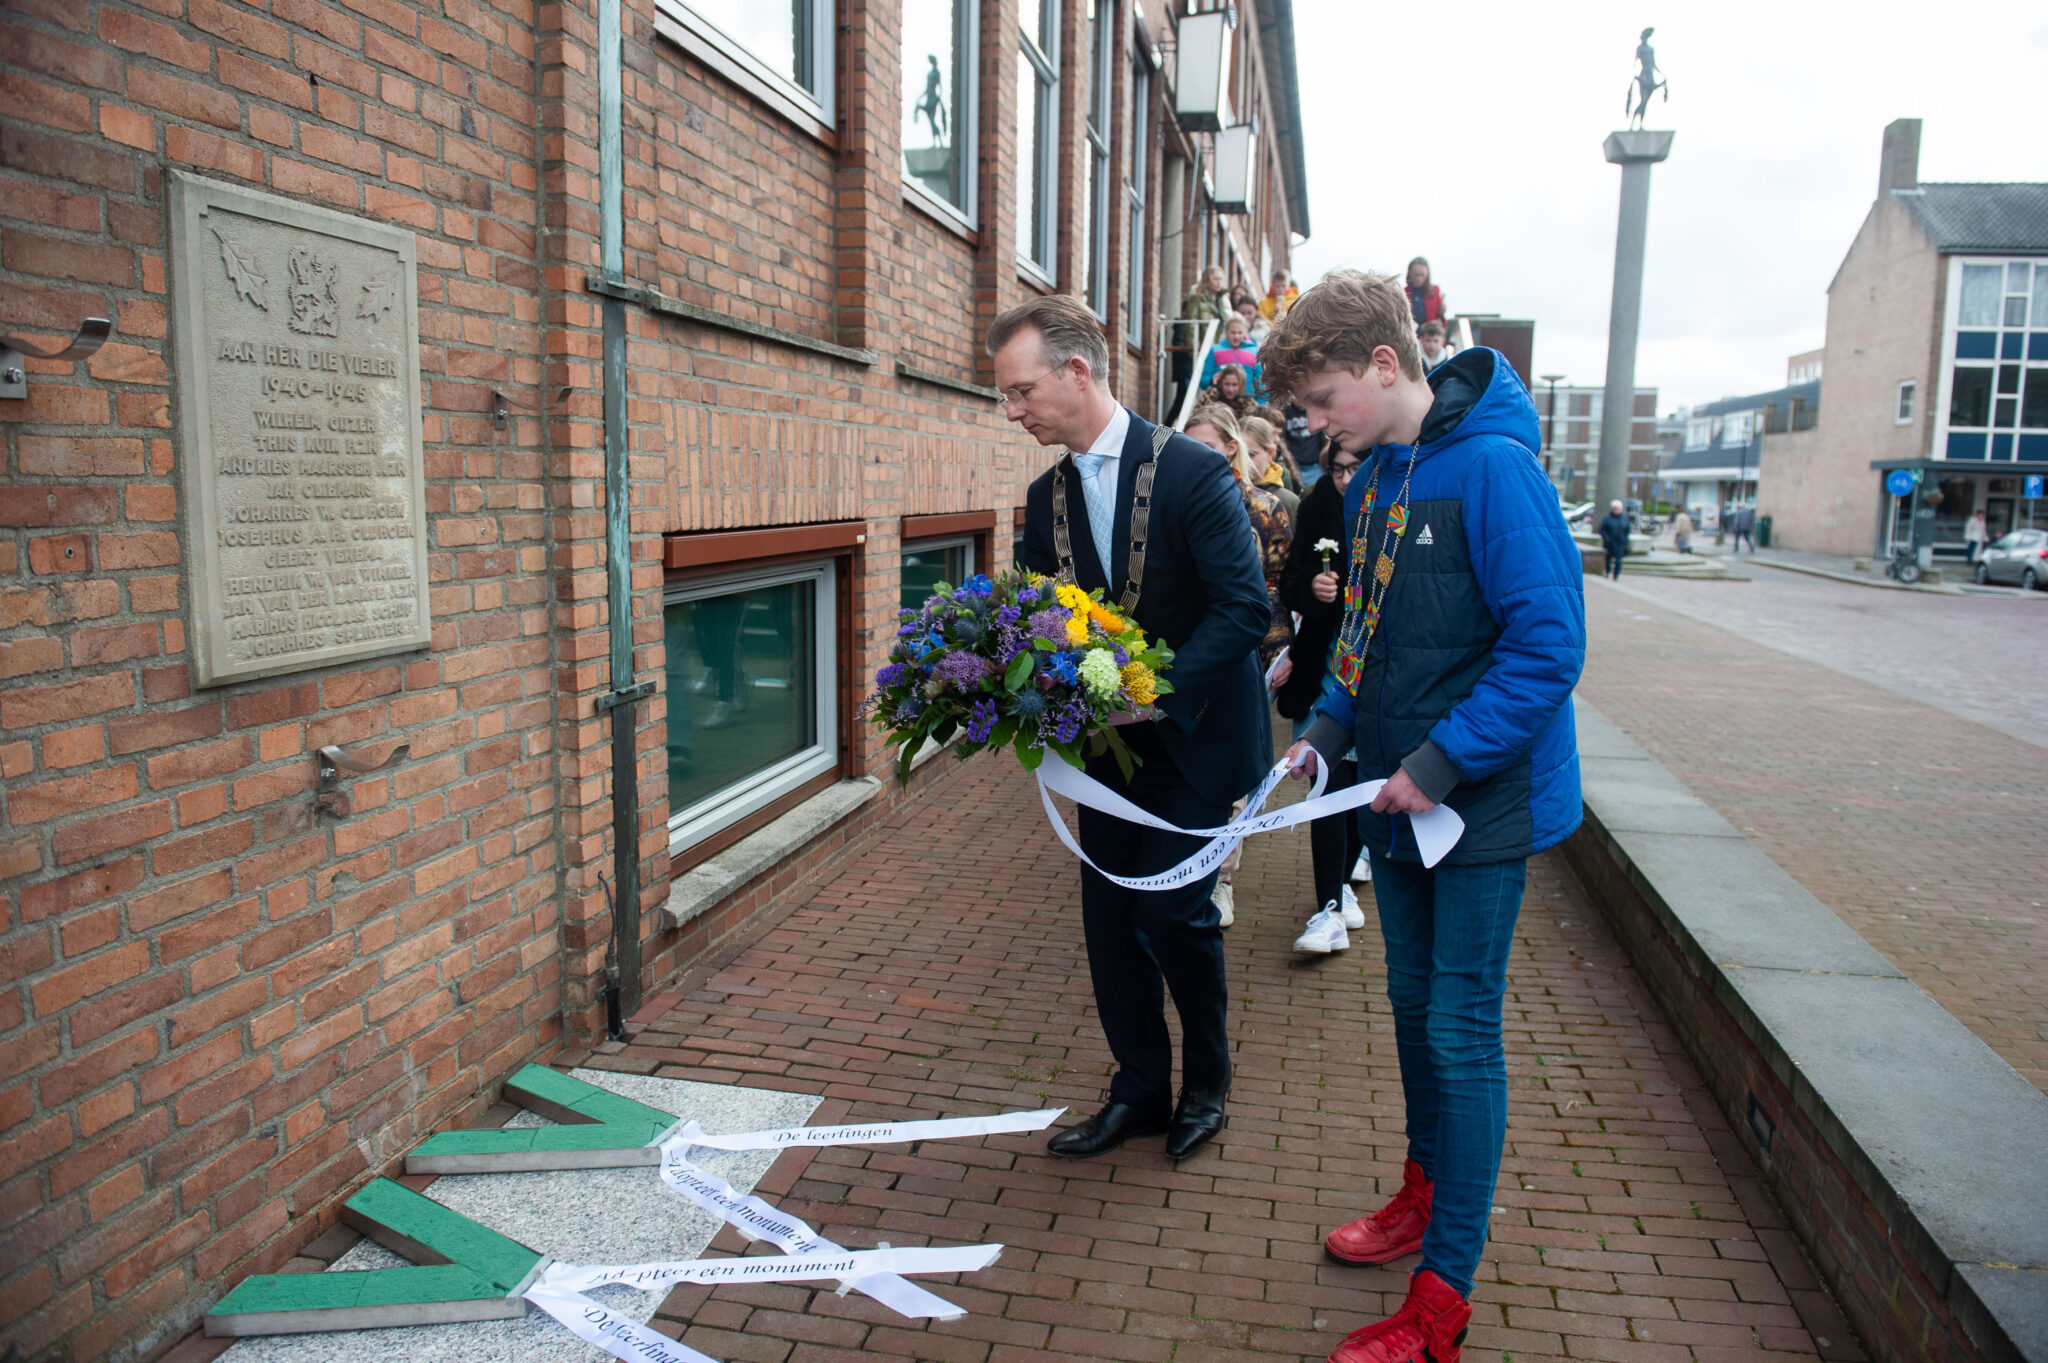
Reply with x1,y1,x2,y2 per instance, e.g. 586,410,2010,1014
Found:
1340,883,1365,929
1351,853,1372,883
1292,901,1349,953
1213,880,1235,928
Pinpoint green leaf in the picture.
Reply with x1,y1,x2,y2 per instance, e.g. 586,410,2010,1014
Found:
896,740,918,786
1032,638,1056,652
1017,742,1045,771
989,717,1018,748
1053,744,1086,770
1004,651,1035,692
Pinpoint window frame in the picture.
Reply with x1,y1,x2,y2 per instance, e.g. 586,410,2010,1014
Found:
1122,44,1150,348
899,533,979,614
1018,0,1061,283
1080,0,1113,318
662,557,841,858
1895,379,1916,425
900,0,980,230
655,0,836,133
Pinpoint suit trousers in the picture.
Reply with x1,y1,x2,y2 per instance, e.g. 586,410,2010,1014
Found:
1075,721,1233,1107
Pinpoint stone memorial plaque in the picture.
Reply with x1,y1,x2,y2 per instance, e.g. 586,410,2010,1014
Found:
170,172,431,687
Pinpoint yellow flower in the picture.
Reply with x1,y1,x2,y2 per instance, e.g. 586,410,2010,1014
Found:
1064,613,1091,646
1120,661,1158,706
1054,582,1091,613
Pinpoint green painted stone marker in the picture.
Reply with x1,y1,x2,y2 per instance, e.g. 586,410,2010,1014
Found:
406,1064,678,1173
204,1178,544,1336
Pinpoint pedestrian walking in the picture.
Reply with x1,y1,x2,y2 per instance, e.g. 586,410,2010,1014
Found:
1672,509,1694,554
998,295,1271,1164
1404,257,1446,330
1277,441,1371,954
1965,509,1988,563
1263,270,1586,1363
1730,502,1755,553
1598,499,1630,579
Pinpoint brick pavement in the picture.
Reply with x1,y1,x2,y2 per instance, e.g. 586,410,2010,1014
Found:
578,746,1853,1363
1579,579,2048,1094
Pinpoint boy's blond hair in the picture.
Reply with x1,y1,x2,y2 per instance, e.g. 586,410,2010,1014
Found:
1259,268,1423,399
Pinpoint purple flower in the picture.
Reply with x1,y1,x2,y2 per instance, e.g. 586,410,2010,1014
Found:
874,663,908,689
1027,607,1070,642
1046,700,1085,746
1017,586,1041,606
965,698,998,743
992,622,1028,664
933,650,991,693
994,604,1022,628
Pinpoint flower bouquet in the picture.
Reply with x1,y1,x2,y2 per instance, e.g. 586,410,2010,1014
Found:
865,571,1174,785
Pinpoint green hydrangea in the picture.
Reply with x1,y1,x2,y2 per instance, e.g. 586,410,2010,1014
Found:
1078,648,1122,700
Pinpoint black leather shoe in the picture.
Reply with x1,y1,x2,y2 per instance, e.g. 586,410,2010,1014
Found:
1164,1087,1228,1159
1046,1100,1171,1158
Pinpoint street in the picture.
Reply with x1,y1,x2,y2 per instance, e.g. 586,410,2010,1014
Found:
1601,558,2048,741
1580,569,2048,1093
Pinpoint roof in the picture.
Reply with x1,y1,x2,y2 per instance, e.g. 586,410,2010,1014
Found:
1895,183,2048,253
1693,380,1820,419
1252,0,1310,239
1663,448,1760,477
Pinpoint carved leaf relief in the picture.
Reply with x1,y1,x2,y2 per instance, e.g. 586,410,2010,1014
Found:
212,229,267,310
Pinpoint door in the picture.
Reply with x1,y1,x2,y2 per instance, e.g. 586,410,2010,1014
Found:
1986,497,2015,539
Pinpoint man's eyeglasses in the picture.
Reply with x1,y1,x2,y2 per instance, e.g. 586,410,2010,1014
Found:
994,363,1063,410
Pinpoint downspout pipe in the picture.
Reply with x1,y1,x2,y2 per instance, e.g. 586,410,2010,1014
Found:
592,0,646,1037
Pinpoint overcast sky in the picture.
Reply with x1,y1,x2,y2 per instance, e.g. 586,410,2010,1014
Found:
1285,0,2048,413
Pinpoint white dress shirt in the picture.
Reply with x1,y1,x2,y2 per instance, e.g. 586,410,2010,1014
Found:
1078,403,1132,504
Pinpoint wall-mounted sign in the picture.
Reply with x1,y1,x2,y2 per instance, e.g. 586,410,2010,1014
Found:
169,172,431,687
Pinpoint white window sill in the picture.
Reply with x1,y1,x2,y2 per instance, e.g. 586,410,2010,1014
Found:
662,775,880,930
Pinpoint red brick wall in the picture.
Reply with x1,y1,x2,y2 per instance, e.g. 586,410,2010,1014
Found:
0,1,1304,1357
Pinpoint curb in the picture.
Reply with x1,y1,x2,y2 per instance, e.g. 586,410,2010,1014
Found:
1563,697,2048,1363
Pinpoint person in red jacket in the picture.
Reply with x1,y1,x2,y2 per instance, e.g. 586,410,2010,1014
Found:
1405,257,1445,330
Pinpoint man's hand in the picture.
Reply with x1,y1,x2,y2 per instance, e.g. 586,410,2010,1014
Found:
1106,710,1143,727
1370,767,1437,815
1311,570,1339,604
1283,738,1319,780
1267,654,1292,690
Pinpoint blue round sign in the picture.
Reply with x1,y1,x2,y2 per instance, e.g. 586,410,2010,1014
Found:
1886,469,1916,497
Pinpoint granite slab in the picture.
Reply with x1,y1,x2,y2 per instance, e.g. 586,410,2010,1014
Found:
221,1070,820,1362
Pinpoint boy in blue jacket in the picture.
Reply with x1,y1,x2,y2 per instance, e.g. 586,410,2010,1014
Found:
1265,271,1587,1363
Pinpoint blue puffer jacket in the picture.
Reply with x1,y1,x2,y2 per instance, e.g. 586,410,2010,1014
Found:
1302,348,1585,864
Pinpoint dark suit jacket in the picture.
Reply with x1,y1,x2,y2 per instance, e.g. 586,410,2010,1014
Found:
1020,408,1273,807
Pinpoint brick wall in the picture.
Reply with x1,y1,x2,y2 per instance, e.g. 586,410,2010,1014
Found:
0,0,1303,1357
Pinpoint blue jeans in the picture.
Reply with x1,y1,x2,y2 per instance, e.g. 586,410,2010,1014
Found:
1368,850,1528,1297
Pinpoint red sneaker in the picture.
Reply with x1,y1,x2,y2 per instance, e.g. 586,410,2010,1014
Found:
1327,1269,1471,1363
1324,1158,1432,1265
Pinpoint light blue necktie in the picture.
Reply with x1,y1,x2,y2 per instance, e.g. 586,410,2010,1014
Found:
1070,450,1115,583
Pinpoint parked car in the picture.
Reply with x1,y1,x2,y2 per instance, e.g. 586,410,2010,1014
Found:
1976,528,2048,589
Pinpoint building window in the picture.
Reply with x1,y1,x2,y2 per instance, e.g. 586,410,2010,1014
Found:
2022,370,2048,429
903,0,977,223
1958,264,2002,328
1079,0,1112,315
900,536,975,614
1895,380,1915,424
1722,411,1753,446
664,560,839,853
1122,47,1149,347
662,0,834,120
1950,367,1992,428
1018,0,1059,278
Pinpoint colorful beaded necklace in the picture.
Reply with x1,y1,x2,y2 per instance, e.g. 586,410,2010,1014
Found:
1329,448,1416,691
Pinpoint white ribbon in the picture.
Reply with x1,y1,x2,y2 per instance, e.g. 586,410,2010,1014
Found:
522,1281,724,1363
671,1108,1061,1152
656,1137,966,1320
540,1244,1003,1296
1036,753,1465,890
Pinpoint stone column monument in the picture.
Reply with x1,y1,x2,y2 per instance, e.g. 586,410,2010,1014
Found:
1594,30,1673,512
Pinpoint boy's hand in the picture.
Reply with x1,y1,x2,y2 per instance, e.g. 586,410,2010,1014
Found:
1283,739,1318,780
1370,768,1437,815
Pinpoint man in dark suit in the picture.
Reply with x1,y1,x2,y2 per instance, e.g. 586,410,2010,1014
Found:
989,294,1272,1160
